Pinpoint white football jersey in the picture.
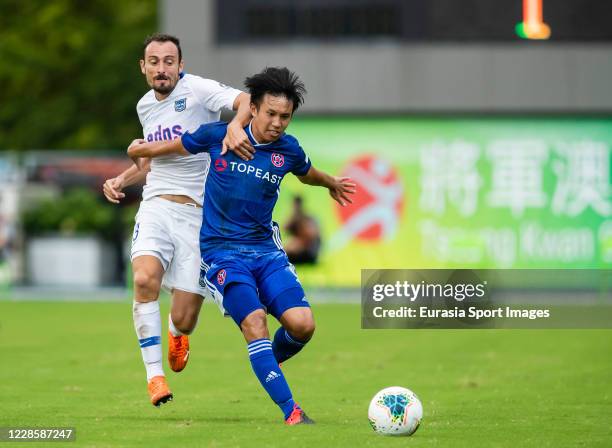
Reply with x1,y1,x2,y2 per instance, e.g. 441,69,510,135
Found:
136,73,242,204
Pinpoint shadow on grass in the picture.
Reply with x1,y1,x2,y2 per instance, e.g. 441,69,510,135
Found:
99,414,271,424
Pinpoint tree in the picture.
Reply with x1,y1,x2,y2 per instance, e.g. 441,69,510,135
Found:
0,0,156,150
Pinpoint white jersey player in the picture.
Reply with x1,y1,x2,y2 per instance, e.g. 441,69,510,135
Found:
102,33,254,407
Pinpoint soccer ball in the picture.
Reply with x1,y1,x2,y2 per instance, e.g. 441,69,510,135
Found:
368,386,423,436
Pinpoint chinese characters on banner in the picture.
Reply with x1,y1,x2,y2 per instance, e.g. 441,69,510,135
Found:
418,139,611,267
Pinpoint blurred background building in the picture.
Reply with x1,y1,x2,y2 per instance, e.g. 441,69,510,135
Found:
0,0,610,293
163,0,612,113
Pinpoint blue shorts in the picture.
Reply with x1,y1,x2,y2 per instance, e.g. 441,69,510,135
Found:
200,249,309,326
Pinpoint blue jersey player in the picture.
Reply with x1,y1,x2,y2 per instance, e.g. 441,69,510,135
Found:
128,67,356,425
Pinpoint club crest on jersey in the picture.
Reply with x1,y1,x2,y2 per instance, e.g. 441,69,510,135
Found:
271,153,285,168
215,159,228,171
217,269,227,285
174,98,187,112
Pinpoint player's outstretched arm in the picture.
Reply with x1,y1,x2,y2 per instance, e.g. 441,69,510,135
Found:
297,167,357,206
127,138,189,167
222,92,255,161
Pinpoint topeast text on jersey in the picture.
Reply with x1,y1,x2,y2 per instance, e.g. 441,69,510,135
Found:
221,161,283,185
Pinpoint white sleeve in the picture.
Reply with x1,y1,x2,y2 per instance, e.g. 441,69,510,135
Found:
136,96,147,128
190,77,242,113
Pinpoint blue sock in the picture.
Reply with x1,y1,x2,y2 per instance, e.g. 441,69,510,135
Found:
248,338,296,419
272,327,308,363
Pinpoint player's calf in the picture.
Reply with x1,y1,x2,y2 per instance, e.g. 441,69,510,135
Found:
167,289,203,372
170,290,204,335
133,301,165,381
131,258,167,404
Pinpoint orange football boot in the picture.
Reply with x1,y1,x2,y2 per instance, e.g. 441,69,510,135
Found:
168,331,190,372
285,404,315,425
147,375,173,407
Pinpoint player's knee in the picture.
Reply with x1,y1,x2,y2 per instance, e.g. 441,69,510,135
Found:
285,309,315,342
288,317,315,342
133,270,161,296
171,310,197,335
241,309,268,341
281,307,315,341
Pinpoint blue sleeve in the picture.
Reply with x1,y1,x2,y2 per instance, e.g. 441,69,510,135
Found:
289,138,312,176
182,122,226,154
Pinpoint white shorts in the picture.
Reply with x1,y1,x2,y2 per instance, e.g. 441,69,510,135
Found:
131,197,207,297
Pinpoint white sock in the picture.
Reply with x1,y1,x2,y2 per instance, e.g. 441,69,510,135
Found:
168,314,186,337
133,300,164,381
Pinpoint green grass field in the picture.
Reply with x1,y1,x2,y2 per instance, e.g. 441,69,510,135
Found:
0,300,610,447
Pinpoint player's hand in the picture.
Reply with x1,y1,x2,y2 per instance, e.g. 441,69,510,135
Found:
328,177,356,207
103,176,125,204
222,121,255,161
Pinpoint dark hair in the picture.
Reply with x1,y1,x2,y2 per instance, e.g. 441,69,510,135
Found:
244,67,306,112
143,33,182,61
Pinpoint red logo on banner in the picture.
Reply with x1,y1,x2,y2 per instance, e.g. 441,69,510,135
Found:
335,154,404,241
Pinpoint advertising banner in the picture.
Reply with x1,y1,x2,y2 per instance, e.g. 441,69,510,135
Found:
275,117,612,287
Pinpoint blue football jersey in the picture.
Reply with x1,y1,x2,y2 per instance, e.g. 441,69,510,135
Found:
182,121,312,252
